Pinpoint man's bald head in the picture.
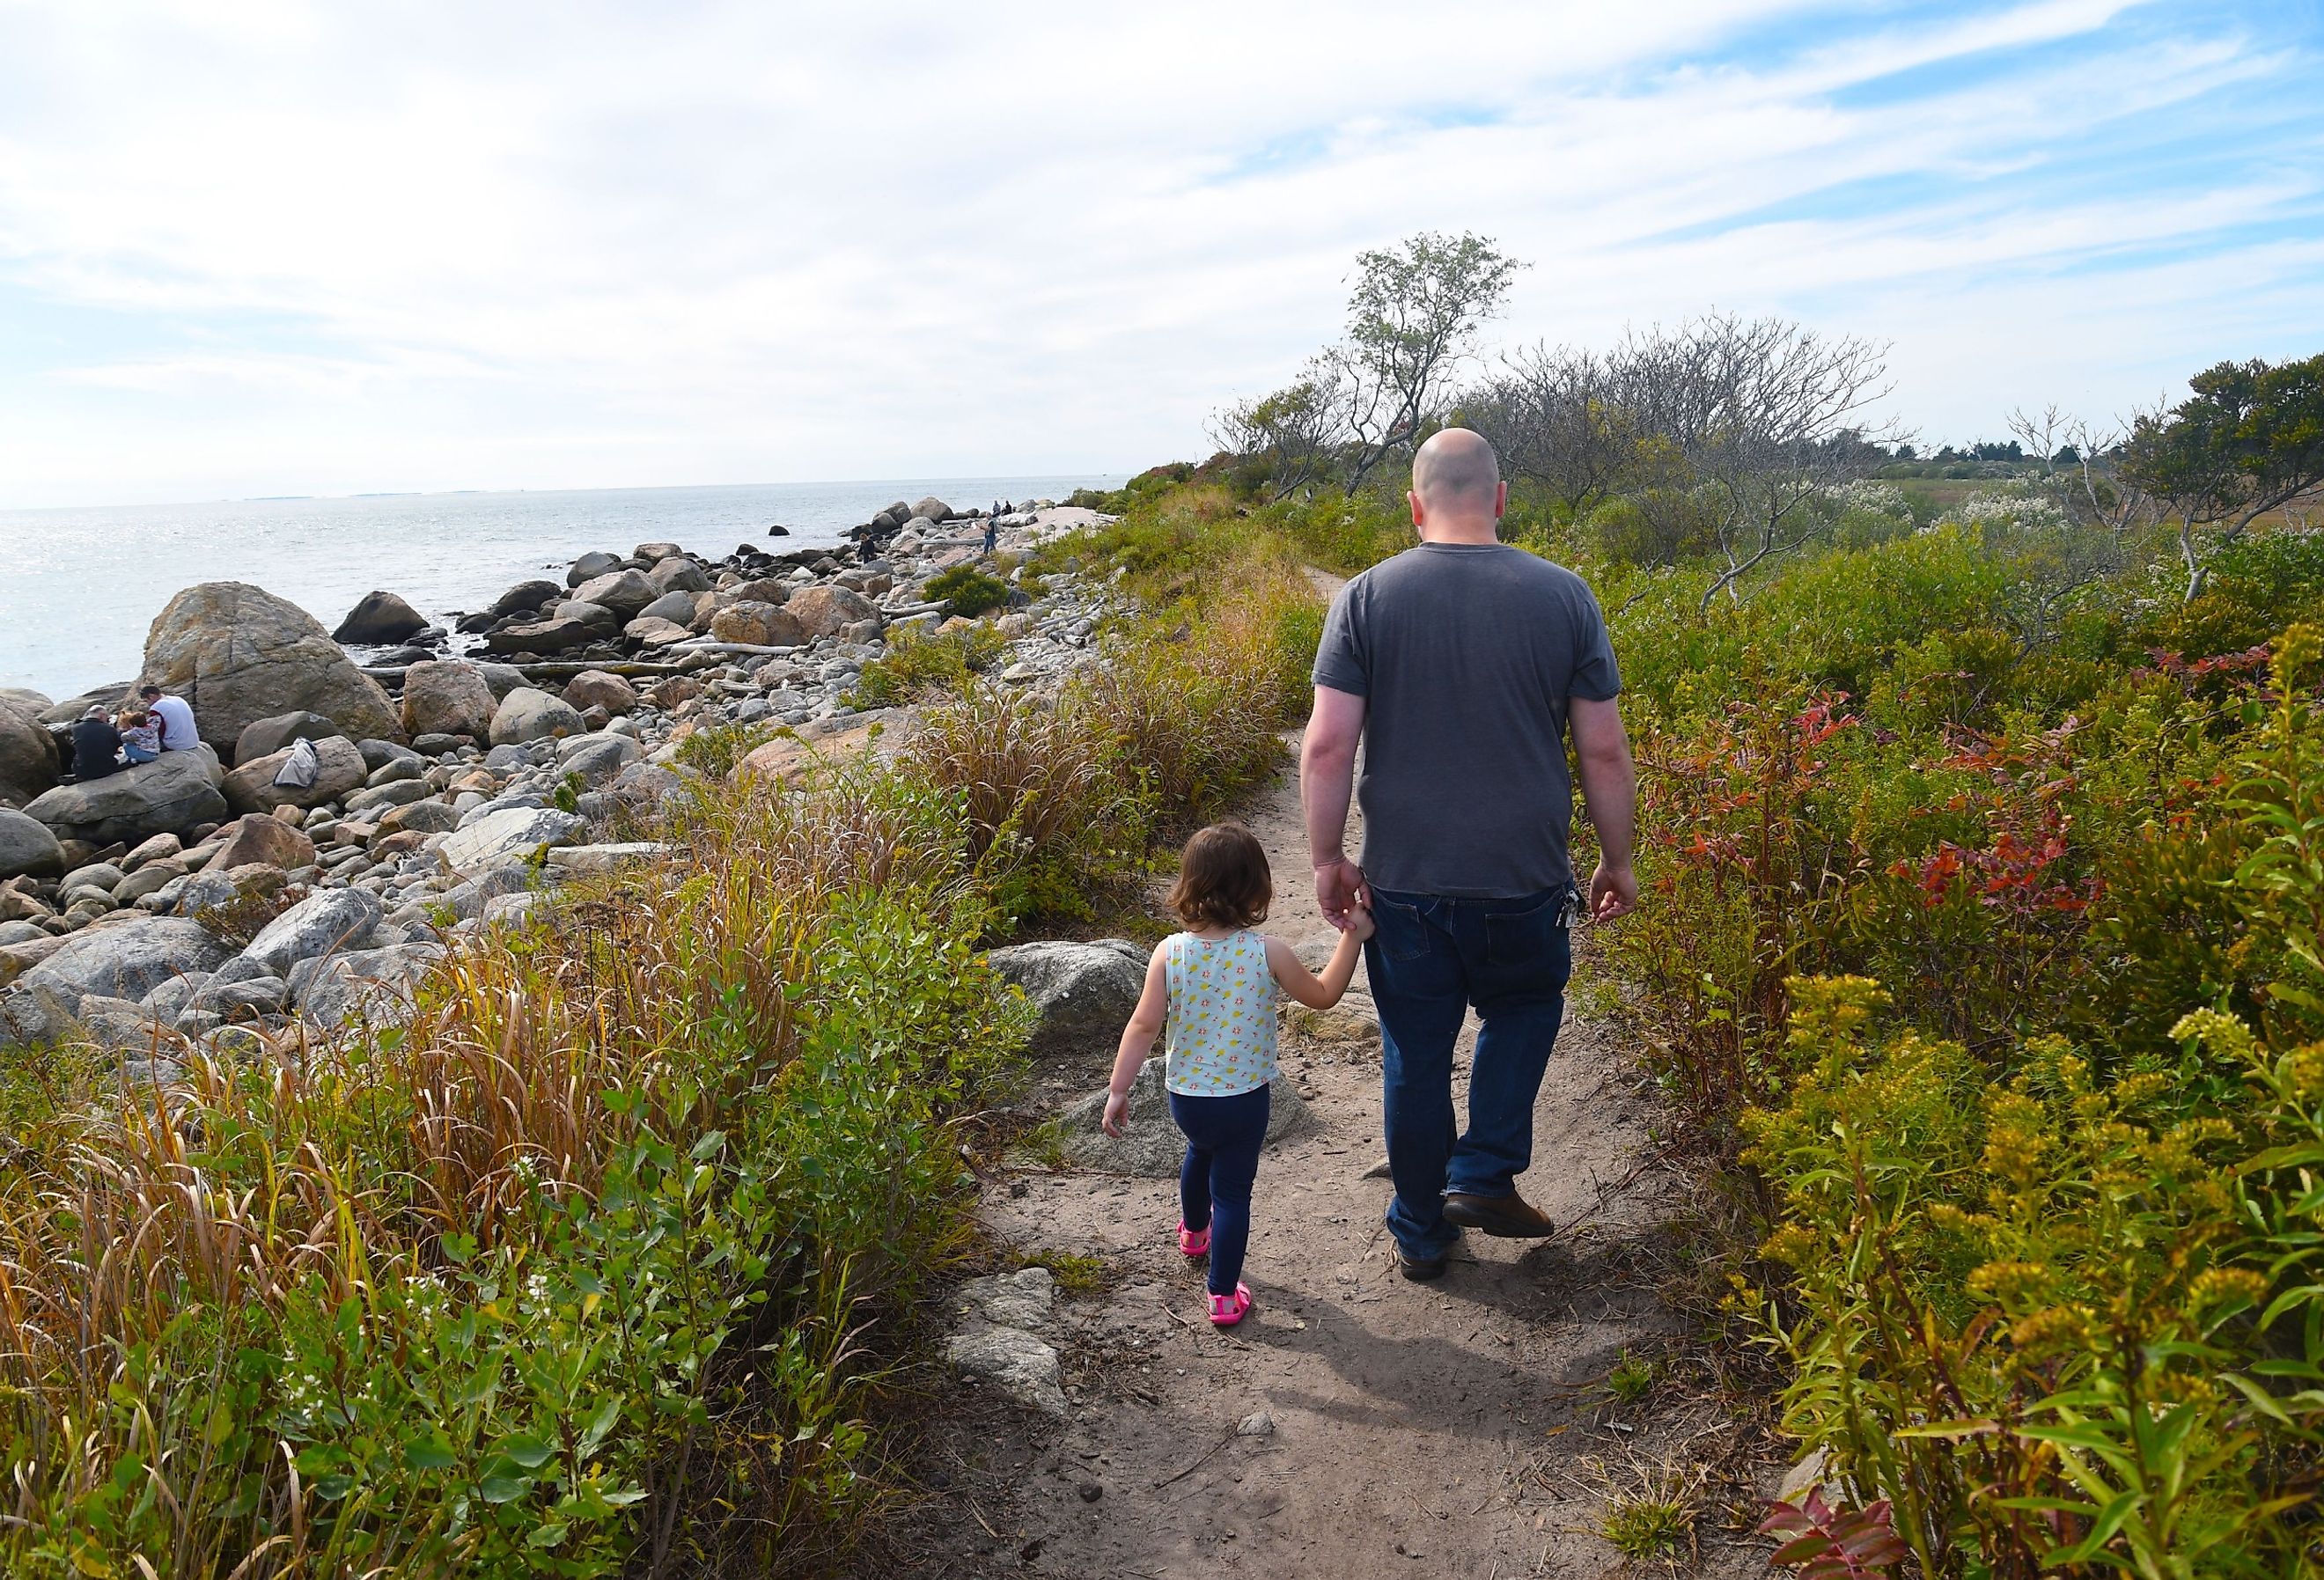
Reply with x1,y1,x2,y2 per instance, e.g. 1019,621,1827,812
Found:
1408,429,1504,540
1413,428,1501,510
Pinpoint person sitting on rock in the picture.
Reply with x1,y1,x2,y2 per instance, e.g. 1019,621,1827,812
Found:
117,706,162,764
70,705,124,781
139,684,199,752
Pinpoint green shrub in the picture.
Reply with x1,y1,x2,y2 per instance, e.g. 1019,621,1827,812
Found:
922,564,1011,618
849,621,1007,707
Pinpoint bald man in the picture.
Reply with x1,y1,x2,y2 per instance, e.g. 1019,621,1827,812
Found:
1303,428,1637,1281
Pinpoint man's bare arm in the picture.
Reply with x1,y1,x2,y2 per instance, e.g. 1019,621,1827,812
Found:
1570,694,1638,920
1301,685,1369,928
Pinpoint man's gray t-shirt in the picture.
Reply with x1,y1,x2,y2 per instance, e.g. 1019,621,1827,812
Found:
1311,543,1620,899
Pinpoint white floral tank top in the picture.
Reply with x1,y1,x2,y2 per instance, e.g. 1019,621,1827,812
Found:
1163,930,1277,1097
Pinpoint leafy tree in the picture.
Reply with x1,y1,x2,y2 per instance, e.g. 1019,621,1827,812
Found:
1328,231,1523,490
1210,358,1347,501
2123,353,2324,600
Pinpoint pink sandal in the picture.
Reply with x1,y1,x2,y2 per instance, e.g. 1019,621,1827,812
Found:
1178,1222,1210,1258
1208,1282,1253,1326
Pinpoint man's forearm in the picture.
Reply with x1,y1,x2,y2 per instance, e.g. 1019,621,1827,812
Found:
1578,750,1636,869
1302,736,1357,867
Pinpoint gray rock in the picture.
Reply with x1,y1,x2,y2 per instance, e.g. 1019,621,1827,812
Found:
61,862,128,900
570,569,658,619
490,578,563,618
358,739,423,774
489,687,585,746
1055,1061,1311,1176
0,920,46,947
14,917,234,1011
0,698,62,807
173,863,290,925
364,753,425,788
635,590,702,628
141,582,398,750
0,807,65,880
945,1325,1066,1418
114,863,187,906
555,731,643,785
647,557,712,596
141,971,212,1021
240,888,386,978
957,1267,1055,1330
343,779,436,814
233,711,347,767
566,551,621,587
912,496,953,523
483,744,534,771
331,590,428,645
23,747,230,849
376,798,462,836
985,939,1148,1064
195,975,289,1017
221,734,365,814
473,661,528,701
438,806,585,877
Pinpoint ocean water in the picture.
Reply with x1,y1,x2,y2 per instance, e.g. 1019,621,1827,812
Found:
0,476,1120,704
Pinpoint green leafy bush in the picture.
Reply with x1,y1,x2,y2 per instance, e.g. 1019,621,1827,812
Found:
922,564,1011,618
849,621,1006,707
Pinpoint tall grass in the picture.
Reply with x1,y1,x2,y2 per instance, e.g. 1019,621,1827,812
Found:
0,500,1328,1578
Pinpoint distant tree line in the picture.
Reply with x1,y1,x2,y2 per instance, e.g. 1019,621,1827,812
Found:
1209,231,2324,607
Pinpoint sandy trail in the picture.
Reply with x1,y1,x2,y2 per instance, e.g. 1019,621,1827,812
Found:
879,577,1769,1579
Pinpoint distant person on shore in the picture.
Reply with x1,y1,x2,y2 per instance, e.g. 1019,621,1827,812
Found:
117,706,161,764
140,685,199,752
1102,823,1374,1326
982,503,1001,558
1302,427,1639,1282
70,706,123,781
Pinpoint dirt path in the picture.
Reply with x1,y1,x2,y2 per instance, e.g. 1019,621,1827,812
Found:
877,579,1772,1578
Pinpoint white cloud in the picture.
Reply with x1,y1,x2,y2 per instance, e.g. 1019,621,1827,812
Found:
0,0,2316,505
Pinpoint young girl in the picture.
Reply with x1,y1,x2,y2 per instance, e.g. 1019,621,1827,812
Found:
117,707,161,764
1103,822,1372,1326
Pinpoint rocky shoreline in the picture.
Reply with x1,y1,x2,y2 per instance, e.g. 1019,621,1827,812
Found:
0,496,1116,1062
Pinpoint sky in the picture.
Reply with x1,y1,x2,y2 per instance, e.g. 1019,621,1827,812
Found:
0,0,2319,510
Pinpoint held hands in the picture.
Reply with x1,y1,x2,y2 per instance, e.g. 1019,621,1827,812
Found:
1589,859,1639,922
1342,900,1377,942
1314,857,1370,931
1101,1088,1131,1137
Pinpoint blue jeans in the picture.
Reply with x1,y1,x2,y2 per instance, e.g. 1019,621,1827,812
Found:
1169,1084,1270,1296
121,745,159,764
1365,886,1574,1259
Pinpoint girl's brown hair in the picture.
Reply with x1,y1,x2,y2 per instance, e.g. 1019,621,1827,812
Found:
1166,822,1272,930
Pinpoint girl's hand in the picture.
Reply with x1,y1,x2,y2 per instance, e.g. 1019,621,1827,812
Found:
1344,901,1377,943
1101,1090,1130,1137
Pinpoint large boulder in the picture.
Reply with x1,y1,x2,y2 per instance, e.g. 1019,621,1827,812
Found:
202,813,317,874
570,570,658,619
562,671,638,716
913,496,954,523
489,579,563,619
566,551,621,588
709,602,806,647
36,685,135,727
726,577,791,606
0,699,61,807
234,711,345,764
290,941,445,1028
221,734,366,814
552,599,622,632
141,582,399,752
636,589,702,627
15,917,233,1010
438,806,585,878
0,808,65,881
331,591,428,645
241,887,386,978
23,747,228,848
648,557,712,596
984,939,1147,1063
787,585,880,639
489,687,585,746
400,660,496,739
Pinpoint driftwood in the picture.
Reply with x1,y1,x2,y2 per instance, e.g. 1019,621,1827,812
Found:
361,654,725,685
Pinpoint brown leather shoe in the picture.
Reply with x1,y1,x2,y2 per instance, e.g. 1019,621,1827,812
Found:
1441,1192,1557,1238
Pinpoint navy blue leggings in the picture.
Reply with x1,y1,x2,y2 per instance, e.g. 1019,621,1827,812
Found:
1169,1083,1270,1297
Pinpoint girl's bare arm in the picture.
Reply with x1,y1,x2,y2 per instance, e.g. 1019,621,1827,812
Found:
1263,913,1371,1010
1101,944,1171,1135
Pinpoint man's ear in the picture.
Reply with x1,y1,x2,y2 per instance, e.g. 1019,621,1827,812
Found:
1408,489,1424,528
1496,481,1509,521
